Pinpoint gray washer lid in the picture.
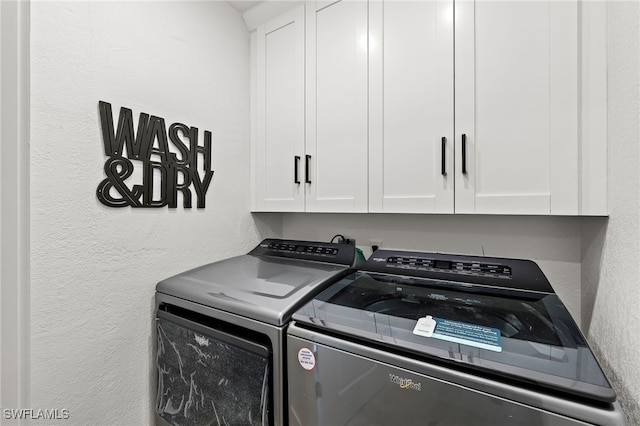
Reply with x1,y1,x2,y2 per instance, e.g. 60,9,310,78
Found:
156,254,350,326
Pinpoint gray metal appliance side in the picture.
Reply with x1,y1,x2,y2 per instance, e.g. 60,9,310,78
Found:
287,323,625,426
154,293,286,426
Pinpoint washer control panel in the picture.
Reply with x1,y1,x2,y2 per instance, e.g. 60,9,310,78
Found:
386,256,511,277
365,250,553,293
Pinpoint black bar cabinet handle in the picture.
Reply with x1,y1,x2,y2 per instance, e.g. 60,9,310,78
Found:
441,137,447,176
294,156,300,184
462,134,467,175
305,155,312,184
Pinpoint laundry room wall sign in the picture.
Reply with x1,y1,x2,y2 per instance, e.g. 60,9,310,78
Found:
96,101,214,208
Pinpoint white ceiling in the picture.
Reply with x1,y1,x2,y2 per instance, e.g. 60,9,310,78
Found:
227,1,262,12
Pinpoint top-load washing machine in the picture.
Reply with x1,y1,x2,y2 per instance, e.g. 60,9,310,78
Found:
287,249,625,425
154,238,358,426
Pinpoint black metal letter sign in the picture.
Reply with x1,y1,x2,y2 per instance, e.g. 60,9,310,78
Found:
96,101,214,208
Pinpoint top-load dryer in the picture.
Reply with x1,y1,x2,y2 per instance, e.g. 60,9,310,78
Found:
154,238,358,426
287,249,625,425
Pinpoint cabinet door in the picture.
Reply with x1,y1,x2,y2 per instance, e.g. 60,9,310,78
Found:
369,0,454,213
455,1,579,214
254,6,305,211
305,0,368,212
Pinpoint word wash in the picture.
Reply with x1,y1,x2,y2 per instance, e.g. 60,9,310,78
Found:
96,101,214,208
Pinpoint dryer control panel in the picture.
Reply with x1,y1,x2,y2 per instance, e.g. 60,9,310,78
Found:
250,239,357,266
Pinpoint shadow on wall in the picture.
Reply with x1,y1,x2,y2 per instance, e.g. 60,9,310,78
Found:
279,213,583,262
589,337,640,426
580,217,608,333
580,217,640,425
252,212,284,242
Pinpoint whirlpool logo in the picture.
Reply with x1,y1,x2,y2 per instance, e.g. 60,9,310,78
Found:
389,374,422,391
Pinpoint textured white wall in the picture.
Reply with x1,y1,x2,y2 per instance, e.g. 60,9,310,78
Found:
581,2,640,424
29,2,277,424
281,214,583,320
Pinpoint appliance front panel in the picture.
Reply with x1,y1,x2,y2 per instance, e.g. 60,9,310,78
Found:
155,294,287,426
156,311,270,426
287,334,591,426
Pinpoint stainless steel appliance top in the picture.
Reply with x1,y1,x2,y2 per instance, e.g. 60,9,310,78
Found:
156,239,356,326
292,249,616,404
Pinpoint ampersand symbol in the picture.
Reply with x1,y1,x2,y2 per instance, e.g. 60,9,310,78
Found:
96,157,143,207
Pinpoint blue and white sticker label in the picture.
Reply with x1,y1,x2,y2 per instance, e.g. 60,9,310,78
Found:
413,315,502,352
298,347,316,371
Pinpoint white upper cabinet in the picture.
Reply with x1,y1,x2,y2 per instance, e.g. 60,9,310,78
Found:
455,1,582,214
369,0,454,213
254,6,305,212
251,0,607,215
305,0,369,212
